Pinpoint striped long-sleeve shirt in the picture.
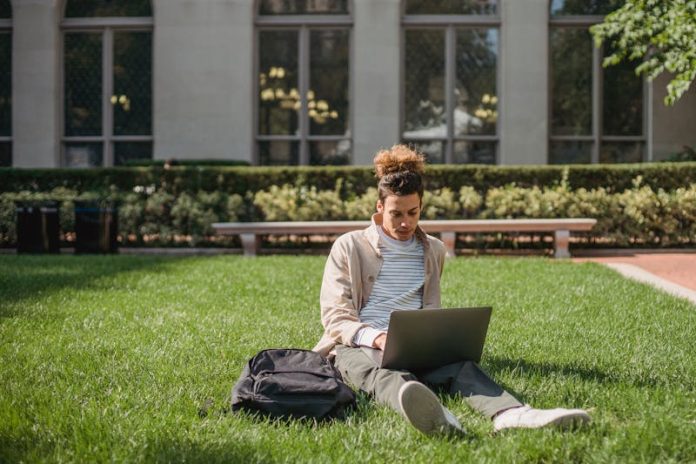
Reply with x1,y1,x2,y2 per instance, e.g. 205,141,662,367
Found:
353,225,425,347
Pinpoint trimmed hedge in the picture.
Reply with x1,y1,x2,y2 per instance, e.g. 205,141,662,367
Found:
122,159,251,167
2,162,696,196
0,189,243,247
2,178,695,248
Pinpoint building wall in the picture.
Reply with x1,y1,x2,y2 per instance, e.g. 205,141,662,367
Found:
352,0,401,166
651,73,696,161
499,0,548,165
8,0,696,167
12,0,61,168
153,0,253,162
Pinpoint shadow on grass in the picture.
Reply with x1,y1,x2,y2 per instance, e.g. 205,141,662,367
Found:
483,356,663,389
216,390,374,425
141,439,265,464
0,255,187,317
0,433,263,464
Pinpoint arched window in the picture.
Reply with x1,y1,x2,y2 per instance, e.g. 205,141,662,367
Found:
0,0,11,167
255,0,352,165
62,0,153,167
402,0,499,164
549,0,646,164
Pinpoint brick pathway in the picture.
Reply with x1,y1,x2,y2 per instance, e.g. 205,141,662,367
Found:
573,251,696,304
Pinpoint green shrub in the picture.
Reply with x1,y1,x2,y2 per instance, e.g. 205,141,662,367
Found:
252,185,298,222
458,186,483,218
566,187,621,242
3,162,696,196
613,177,695,245
422,188,461,220
226,194,244,222
483,184,536,218
345,188,378,220
672,185,696,241
117,189,244,245
118,192,146,243
140,191,176,243
2,178,695,248
122,159,251,167
171,193,218,245
0,188,79,246
253,183,345,221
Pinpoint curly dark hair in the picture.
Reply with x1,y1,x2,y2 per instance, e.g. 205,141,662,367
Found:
373,145,426,202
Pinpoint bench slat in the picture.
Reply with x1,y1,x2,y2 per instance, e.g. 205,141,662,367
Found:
213,218,596,235
213,218,597,258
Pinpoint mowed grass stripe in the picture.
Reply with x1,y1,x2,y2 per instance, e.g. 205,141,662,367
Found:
1,255,694,463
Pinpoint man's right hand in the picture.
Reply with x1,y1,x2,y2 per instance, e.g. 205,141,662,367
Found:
373,333,387,350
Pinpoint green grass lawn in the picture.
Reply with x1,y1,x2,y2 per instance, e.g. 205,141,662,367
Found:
1,255,695,463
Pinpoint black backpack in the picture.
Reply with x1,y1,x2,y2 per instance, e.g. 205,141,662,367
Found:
231,348,356,421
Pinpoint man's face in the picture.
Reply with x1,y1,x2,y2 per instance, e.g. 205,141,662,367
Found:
376,193,421,241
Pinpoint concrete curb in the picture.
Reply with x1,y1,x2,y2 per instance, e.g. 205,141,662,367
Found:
603,263,696,306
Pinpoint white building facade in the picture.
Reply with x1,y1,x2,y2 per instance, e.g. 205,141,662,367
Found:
3,0,696,168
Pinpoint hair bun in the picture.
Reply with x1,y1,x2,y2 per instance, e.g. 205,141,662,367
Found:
373,145,426,179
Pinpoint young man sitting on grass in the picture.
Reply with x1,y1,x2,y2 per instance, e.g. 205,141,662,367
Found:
312,145,591,436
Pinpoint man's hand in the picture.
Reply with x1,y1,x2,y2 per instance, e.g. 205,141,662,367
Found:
373,333,387,351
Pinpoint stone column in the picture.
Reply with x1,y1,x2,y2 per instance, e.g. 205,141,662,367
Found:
12,0,61,167
498,0,548,165
352,0,401,165
153,0,253,162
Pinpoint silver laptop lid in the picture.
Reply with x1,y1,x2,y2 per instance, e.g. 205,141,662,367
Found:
381,307,492,370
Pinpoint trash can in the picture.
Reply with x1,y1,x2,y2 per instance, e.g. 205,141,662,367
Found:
74,201,119,254
15,201,61,254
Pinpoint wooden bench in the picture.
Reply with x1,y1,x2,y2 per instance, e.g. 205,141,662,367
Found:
213,218,596,258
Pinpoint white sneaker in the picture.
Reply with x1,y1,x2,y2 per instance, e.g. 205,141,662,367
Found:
493,405,591,432
398,381,464,436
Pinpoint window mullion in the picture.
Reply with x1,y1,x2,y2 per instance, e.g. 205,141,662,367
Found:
103,28,114,167
299,26,310,165
645,77,652,162
591,41,601,164
445,26,455,164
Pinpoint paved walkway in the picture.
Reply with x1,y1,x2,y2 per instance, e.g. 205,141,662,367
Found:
573,251,696,305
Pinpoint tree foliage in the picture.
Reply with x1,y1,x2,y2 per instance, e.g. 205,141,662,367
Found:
590,0,696,105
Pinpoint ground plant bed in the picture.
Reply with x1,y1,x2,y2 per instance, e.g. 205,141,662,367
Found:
0,255,694,462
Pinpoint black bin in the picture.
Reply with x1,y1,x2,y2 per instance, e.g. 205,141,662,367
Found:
15,201,61,253
74,201,119,254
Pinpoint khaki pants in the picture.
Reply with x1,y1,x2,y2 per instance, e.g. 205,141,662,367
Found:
334,345,522,418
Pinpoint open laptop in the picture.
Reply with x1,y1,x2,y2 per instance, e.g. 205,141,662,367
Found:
363,307,492,371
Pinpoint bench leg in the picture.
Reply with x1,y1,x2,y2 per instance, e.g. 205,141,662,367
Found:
553,230,570,259
440,232,456,258
240,233,260,257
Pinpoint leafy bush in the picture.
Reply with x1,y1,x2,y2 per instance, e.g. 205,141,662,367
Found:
672,186,696,239
345,188,378,220
171,192,222,245
613,177,687,245
479,177,696,246
2,178,695,248
253,183,344,222
3,162,696,196
459,186,483,218
120,189,244,245
118,193,145,243
422,188,461,220
122,159,250,167
0,188,78,246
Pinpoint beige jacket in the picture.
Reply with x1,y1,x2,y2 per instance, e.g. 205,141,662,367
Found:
312,213,447,358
